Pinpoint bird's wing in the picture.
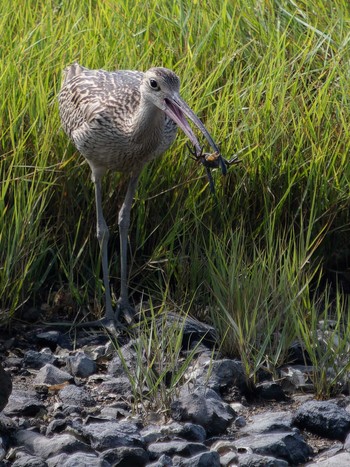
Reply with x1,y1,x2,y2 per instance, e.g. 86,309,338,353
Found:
58,68,143,135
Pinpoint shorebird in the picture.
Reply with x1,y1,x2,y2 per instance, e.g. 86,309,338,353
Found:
58,63,227,330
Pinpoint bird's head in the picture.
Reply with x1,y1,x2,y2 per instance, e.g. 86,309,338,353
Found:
141,67,226,175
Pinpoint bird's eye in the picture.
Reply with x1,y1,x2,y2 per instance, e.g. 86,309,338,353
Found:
149,79,159,90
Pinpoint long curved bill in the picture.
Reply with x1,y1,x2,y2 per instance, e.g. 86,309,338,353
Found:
164,95,227,175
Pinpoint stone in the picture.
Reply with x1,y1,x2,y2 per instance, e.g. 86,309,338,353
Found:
306,452,350,466
141,422,206,444
46,452,107,467
293,400,350,440
238,452,289,466
23,349,56,369
186,356,246,393
101,446,149,466
82,420,143,450
58,384,94,407
344,431,350,450
12,452,48,467
210,439,238,464
46,419,68,436
97,376,133,398
171,386,236,436
67,351,96,378
36,331,71,351
233,431,312,465
4,390,45,417
108,340,142,377
147,454,173,466
240,411,293,434
219,451,239,466
34,363,73,386
16,430,92,460
160,312,217,349
279,365,314,392
255,381,287,401
173,450,221,466
147,440,207,460
0,363,12,412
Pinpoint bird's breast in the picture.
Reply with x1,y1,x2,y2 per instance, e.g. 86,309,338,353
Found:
72,113,177,173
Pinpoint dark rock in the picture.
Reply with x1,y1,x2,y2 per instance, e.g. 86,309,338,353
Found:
98,376,132,398
309,442,343,464
210,439,238,465
61,404,83,417
307,452,350,466
344,431,350,450
0,412,17,433
46,419,68,436
67,351,96,378
34,363,73,386
148,440,207,460
293,400,350,440
82,420,143,450
58,384,94,407
240,411,293,434
12,452,48,467
141,422,206,444
173,450,220,466
187,356,246,393
255,381,287,401
101,446,149,466
23,349,56,369
21,306,42,323
238,452,289,466
171,386,236,436
75,334,109,348
16,430,92,460
287,341,310,365
147,454,173,466
108,340,143,377
46,452,107,467
4,356,22,369
0,363,12,412
160,312,217,349
279,365,314,392
36,331,71,351
233,431,313,465
4,389,45,417
100,404,130,419
234,415,246,428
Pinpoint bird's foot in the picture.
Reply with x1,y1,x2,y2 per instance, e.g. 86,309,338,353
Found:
116,298,136,325
75,316,127,337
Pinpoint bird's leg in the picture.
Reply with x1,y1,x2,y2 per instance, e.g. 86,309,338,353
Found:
116,173,140,322
93,175,115,323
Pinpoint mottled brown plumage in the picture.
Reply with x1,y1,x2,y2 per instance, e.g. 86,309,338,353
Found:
58,63,222,330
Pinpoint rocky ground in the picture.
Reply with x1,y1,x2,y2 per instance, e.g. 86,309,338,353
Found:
1,312,350,466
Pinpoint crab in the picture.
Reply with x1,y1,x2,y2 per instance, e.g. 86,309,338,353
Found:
187,143,240,194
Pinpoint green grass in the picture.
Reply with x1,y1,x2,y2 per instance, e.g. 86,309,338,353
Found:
1,0,350,398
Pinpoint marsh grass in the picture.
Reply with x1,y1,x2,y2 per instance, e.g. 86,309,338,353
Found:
112,299,204,417
1,0,350,398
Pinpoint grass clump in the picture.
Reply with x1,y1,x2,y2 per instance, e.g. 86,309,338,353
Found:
112,300,204,418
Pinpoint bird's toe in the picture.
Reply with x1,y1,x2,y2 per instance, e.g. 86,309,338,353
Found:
116,298,136,324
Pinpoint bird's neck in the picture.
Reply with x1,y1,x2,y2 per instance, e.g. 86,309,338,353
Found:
131,97,165,143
